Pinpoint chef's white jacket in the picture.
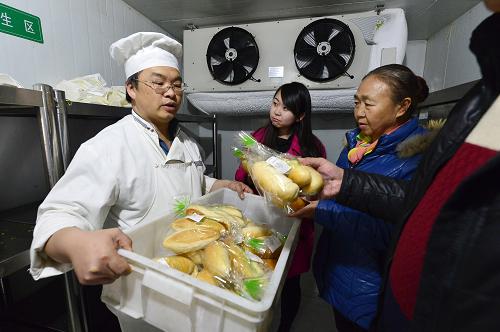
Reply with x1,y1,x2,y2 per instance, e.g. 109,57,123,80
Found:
30,111,216,280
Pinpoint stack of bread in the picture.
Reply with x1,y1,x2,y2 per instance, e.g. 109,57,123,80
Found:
233,131,324,212
156,203,286,301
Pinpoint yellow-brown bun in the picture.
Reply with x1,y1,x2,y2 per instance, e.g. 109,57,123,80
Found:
251,161,299,203
287,165,312,188
196,269,217,286
182,250,205,265
171,217,226,234
227,243,264,279
241,224,272,239
203,241,231,279
162,255,195,274
289,197,307,211
301,166,324,196
216,205,244,218
162,228,219,254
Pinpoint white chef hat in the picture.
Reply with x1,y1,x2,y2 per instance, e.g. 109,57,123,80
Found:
109,32,182,78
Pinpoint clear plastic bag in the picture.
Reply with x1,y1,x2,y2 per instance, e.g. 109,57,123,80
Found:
233,131,322,213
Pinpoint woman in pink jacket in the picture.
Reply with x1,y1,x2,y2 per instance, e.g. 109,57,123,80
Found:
235,82,326,331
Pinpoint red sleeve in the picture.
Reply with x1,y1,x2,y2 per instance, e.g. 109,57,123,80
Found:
234,162,248,182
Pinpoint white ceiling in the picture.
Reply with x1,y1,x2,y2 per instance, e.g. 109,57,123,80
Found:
122,0,481,41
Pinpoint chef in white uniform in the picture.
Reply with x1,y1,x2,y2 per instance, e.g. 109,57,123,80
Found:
29,32,251,285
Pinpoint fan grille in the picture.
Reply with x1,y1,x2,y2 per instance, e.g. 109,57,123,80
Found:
294,18,355,82
206,27,259,85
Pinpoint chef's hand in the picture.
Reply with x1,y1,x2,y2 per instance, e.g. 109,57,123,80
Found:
44,227,133,285
289,200,318,219
298,157,344,199
211,179,253,199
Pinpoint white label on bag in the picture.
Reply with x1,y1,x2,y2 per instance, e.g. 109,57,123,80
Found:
186,213,204,223
245,250,264,264
265,235,282,253
266,156,291,174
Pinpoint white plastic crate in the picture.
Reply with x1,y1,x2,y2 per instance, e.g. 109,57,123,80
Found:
102,188,301,332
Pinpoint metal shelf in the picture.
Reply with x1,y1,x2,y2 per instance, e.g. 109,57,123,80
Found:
0,85,43,108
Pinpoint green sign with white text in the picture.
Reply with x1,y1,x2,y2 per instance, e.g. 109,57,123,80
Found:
0,3,43,43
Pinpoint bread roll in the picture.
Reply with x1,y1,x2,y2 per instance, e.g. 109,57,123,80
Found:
227,243,264,279
171,217,226,234
289,197,307,211
162,256,195,274
196,269,218,286
182,250,204,265
241,223,272,239
301,166,324,196
216,205,243,218
203,241,231,279
287,164,312,188
162,228,219,253
250,161,299,203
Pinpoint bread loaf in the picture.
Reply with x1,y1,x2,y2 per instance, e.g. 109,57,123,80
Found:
171,217,226,234
162,228,219,253
287,164,312,188
228,243,264,279
196,269,218,286
250,161,299,203
301,166,324,196
163,256,195,274
203,241,231,279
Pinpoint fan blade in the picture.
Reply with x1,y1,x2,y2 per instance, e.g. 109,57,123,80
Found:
327,27,341,42
304,56,325,80
326,53,348,70
229,29,252,50
295,47,317,58
231,61,249,83
302,31,316,47
209,37,229,57
324,56,344,79
295,39,317,55
213,61,232,82
331,30,354,54
207,45,227,61
313,22,329,44
236,45,259,68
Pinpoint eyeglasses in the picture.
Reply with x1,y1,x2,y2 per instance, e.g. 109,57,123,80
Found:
133,79,185,95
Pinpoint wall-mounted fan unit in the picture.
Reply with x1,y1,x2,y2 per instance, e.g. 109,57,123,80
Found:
183,9,407,93
206,27,259,85
294,18,356,82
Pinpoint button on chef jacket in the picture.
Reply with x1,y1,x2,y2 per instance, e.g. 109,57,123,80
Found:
30,111,216,280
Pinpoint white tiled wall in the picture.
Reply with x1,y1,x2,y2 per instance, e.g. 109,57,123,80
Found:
423,2,491,91
0,0,168,88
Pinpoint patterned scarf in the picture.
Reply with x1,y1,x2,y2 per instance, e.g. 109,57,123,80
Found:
347,122,408,165
347,133,377,165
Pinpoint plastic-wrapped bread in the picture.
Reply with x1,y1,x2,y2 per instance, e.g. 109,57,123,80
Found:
241,223,272,239
203,241,231,279
171,217,226,234
301,166,324,196
287,162,312,188
196,269,218,286
227,243,264,279
161,256,196,274
182,250,204,265
250,161,299,203
162,228,220,253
